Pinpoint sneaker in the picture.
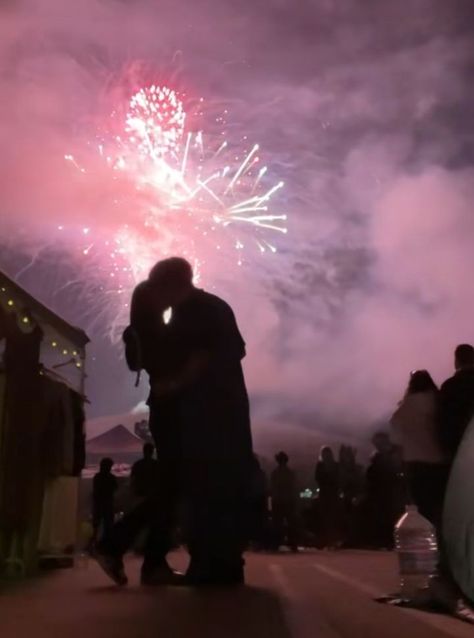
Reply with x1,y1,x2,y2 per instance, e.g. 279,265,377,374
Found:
140,564,184,586
93,552,128,586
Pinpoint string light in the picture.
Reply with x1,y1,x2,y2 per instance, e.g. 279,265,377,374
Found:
1,283,87,380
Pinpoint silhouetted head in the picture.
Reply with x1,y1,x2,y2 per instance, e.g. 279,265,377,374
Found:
100,457,114,473
143,442,154,459
320,446,334,463
407,369,438,394
371,431,391,453
455,344,474,371
275,451,289,466
148,257,194,307
339,445,355,465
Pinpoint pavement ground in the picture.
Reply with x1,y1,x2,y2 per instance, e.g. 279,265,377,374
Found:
1,550,473,638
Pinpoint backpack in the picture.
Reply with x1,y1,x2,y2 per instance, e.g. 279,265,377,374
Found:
123,325,142,386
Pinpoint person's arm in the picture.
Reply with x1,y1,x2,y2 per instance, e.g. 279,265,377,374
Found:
151,350,210,397
152,299,242,397
438,380,460,457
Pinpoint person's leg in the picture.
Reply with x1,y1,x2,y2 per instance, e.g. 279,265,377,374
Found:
141,464,180,579
186,496,246,584
102,509,115,542
141,397,182,580
271,503,285,549
286,506,299,551
98,497,154,558
91,506,101,545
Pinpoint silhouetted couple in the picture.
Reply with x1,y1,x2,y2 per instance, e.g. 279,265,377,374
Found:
95,257,253,586
390,343,474,531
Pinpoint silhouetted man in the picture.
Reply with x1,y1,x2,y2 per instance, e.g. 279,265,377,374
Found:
131,443,159,499
271,451,298,552
365,432,404,549
92,458,117,545
147,258,253,584
439,344,474,464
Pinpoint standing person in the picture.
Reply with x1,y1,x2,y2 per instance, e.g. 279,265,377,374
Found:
130,443,160,500
92,458,118,546
248,455,270,550
365,432,404,549
338,445,363,545
147,257,254,585
95,275,185,586
315,446,341,548
439,344,474,464
270,452,299,552
390,370,448,529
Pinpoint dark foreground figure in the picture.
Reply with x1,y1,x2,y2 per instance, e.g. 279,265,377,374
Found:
91,458,118,545
96,257,253,586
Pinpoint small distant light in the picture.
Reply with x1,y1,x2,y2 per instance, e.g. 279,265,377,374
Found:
62,349,68,355
7,299,14,306
75,362,82,369
22,316,29,324
1,287,6,292
52,341,58,348
72,350,78,356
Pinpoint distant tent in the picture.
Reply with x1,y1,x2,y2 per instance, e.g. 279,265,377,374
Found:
86,425,144,465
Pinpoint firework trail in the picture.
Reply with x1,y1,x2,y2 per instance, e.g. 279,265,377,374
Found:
64,83,287,336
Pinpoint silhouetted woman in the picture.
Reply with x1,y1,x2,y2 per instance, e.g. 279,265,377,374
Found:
390,370,448,529
315,446,341,548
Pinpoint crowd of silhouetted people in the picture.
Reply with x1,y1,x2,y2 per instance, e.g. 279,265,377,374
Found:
92,342,474,558
245,435,404,552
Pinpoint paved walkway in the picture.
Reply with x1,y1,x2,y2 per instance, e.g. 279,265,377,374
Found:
1,551,472,638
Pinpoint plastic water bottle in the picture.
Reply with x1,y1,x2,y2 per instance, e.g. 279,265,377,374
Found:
394,505,438,599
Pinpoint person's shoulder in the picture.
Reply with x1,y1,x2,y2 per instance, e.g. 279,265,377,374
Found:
196,289,233,312
440,375,456,391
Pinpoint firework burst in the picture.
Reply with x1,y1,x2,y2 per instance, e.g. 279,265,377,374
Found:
64,82,287,335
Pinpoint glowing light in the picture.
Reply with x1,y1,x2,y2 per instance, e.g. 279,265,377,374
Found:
7,299,14,307
52,341,58,347
22,316,29,324
62,349,68,355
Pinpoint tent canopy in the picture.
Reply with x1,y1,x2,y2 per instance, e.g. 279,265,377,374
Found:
87,425,144,455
